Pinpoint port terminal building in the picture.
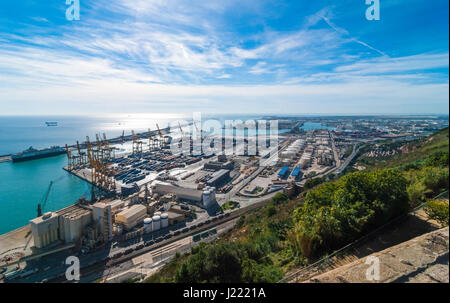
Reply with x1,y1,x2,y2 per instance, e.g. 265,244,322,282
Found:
152,182,216,208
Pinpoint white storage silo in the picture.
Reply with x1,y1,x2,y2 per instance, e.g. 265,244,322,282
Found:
154,211,162,217
144,218,153,234
152,215,161,231
161,213,169,228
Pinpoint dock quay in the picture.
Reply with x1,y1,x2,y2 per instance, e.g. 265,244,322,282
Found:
66,124,176,150
63,166,120,194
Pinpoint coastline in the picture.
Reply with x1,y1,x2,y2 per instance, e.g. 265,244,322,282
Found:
0,224,32,257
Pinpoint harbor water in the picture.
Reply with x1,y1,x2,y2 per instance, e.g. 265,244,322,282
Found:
0,155,90,235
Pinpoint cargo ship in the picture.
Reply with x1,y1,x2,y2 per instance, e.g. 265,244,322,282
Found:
11,146,66,162
45,122,58,126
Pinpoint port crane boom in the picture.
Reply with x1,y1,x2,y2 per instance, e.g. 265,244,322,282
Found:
37,181,53,217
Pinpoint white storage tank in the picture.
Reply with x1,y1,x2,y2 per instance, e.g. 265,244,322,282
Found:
202,187,216,208
144,218,153,234
154,211,162,217
152,215,161,231
161,213,169,228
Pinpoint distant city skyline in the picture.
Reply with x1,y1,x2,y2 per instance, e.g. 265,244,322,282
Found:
0,0,448,115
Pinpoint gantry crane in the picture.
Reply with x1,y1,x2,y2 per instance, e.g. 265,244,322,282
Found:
102,133,115,159
76,140,87,167
131,130,143,154
65,144,80,171
178,122,184,137
86,141,116,199
177,122,191,152
95,134,104,161
156,123,171,147
148,128,158,150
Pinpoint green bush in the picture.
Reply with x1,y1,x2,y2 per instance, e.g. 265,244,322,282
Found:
419,167,449,195
290,169,409,259
174,240,282,283
407,181,429,207
272,192,289,204
425,151,449,167
424,199,449,227
265,203,277,217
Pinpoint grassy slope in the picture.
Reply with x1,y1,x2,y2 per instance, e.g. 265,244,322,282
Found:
358,127,449,169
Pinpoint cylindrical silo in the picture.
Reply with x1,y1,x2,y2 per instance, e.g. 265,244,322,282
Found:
154,211,162,217
152,215,161,231
144,218,153,234
161,213,169,228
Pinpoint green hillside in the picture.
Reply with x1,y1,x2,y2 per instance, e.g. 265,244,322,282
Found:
357,127,449,169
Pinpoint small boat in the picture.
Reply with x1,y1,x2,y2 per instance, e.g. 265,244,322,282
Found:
45,122,58,126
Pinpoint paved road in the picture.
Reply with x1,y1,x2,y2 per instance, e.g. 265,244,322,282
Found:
334,143,360,175
330,132,341,168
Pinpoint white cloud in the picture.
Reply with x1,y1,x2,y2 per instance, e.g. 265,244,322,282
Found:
335,53,449,75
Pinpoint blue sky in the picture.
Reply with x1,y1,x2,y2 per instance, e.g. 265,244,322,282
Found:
0,0,448,115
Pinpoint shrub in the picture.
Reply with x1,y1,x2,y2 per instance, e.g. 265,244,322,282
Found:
290,169,409,259
424,199,449,227
425,151,449,167
272,192,288,204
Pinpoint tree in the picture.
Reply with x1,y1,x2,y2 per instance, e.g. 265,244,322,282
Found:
290,169,409,259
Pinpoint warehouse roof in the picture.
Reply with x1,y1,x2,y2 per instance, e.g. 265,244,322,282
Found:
278,166,289,176
291,167,301,177
116,204,147,220
207,169,230,185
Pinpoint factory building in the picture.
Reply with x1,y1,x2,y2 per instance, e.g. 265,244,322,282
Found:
92,202,113,242
204,160,234,171
166,211,185,225
108,199,125,214
153,182,203,202
152,182,216,208
115,204,148,230
206,169,230,187
29,212,60,249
